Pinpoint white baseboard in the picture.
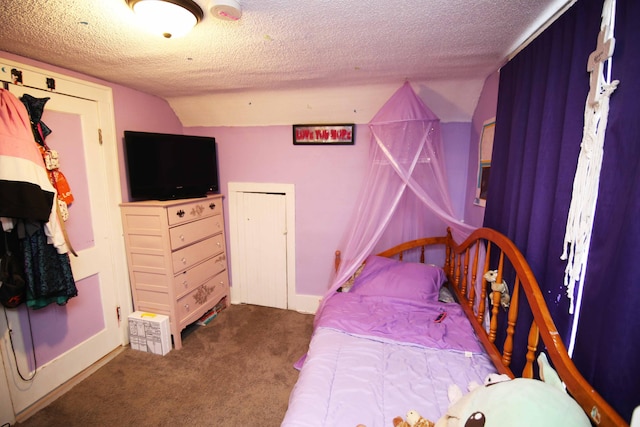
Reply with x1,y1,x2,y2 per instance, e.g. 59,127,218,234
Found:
289,294,321,314
230,286,320,314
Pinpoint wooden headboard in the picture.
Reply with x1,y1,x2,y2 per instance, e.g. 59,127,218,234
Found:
338,227,627,427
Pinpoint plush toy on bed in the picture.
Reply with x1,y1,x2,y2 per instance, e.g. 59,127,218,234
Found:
483,269,510,309
434,353,591,427
393,410,435,427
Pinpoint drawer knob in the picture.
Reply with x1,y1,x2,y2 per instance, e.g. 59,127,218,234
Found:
183,280,188,288
176,209,185,218
216,241,221,247
184,304,190,311
181,257,187,264
209,203,216,210
180,234,185,241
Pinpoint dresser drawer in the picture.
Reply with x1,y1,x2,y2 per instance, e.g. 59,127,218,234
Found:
169,214,221,250
176,271,229,325
171,234,225,273
173,255,226,299
166,198,221,226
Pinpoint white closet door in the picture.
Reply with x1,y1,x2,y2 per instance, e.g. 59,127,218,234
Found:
237,192,287,309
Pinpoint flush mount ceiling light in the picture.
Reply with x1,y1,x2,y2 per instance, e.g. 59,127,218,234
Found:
126,0,204,38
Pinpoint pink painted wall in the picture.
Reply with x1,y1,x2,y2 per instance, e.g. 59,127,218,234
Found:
465,71,500,227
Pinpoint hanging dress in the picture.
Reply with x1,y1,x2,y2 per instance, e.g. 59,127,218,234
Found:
0,89,55,221
0,89,76,309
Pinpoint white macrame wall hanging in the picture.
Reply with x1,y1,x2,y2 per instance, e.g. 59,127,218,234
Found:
561,0,619,314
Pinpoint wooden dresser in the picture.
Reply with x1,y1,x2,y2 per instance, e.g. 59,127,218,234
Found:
120,194,229,349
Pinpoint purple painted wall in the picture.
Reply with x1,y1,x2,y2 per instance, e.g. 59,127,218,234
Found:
186,125,369,296
188,121,473,296
22,110,99,368
1,51,499,301
25,275,103,368
464,71,500,227
111,86,184,201
442,122,472,220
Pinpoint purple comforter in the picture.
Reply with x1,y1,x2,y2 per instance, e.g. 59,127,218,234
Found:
283,293,496,426
316,292,484,353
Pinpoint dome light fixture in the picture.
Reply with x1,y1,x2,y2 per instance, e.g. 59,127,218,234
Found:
126,0,204,39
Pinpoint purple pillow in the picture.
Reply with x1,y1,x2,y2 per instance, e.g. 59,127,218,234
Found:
349,255,446,301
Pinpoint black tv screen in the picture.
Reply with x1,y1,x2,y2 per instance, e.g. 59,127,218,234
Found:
124,131,219,201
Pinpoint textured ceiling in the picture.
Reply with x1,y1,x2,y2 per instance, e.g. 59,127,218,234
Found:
0,0,571,101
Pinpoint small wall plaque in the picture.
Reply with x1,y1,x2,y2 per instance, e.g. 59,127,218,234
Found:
293,124,355,145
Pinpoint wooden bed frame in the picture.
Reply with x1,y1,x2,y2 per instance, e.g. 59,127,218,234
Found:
336,227,627,427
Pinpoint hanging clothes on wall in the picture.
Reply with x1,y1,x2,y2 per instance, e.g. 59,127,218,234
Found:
22,225,76,309
21,93,75,221
0,228,27,308
0,88,76,309
0,89,55,222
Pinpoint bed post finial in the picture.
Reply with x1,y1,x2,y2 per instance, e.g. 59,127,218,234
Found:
444,228,454,279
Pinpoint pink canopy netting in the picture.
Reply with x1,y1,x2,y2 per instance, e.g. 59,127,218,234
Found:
325,82,476,299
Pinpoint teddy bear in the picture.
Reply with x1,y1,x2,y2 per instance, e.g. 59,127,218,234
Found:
483,269,510,309
393,410,435,427
434,353,590,427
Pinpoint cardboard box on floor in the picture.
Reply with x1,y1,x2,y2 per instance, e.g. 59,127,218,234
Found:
128,311,171,355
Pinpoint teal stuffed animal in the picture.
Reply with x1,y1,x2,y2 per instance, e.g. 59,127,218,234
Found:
435,353,590,427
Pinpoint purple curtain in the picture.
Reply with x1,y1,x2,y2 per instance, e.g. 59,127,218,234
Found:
571,0,640,422
484,0,599,341
484,0,639,421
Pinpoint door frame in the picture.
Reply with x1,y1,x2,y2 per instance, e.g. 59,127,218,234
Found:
228,182,296,309
0,57,131,423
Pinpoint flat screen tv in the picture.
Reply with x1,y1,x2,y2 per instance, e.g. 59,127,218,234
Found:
124,130,219,201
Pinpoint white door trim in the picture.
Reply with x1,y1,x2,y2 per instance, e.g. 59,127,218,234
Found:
228,182,296,309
